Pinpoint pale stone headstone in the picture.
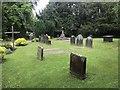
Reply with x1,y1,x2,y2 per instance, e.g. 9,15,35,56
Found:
86,35,93,48
76,34,83,46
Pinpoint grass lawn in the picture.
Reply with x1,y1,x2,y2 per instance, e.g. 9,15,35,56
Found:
2,38,118,88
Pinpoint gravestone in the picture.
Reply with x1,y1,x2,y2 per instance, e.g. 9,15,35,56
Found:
103,35,113,42
39,36,41,42
46,40,51,45
86,35,93,48
76,34,83,46
70,53,86,80
70,35,75,45
41,35,44,43
44,34,49,44
37,46,43,60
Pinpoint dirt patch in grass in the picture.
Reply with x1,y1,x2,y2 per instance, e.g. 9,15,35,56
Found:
45,50,69,54
44,48,60,51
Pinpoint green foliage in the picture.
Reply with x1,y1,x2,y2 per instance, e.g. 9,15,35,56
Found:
2,2,34,38
36,2,119,37
1,43,13,51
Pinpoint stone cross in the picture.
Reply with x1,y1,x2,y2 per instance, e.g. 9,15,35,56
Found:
5,25,20,49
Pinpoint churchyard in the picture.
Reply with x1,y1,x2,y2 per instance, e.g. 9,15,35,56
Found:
1,37,118,88
1,1,120,89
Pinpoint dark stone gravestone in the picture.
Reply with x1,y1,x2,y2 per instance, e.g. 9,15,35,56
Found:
44,34,49,44
70,35,75,45
103,35,113,42
86,35,93,48
37,46,43,60
70,53,86,80
76,34,83,46
46,40,51,45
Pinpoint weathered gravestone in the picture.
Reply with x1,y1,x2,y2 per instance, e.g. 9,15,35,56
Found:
86,35,93,48
37,46,43,60
70,35,75,45
103,35,113,42
70,53,86,80
76,34,83,46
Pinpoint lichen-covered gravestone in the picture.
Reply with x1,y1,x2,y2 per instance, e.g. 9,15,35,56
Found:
70,35,75,45
70,53,86,80
76,34,83,46
37,46,43,60
86,35,93,48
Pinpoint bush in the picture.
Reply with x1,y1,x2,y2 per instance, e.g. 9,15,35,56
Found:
1,43,14,51
15,38,28,46
0,46,6,59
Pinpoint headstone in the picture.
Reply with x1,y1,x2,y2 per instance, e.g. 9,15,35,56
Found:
76,34,83,46
86,35,93,48
39,36,41,42
103,35,113,42
41,35,44,43
70,35,75,45
37,46,43,60
46,40,51,45
70,53,86,80
44,34,49,44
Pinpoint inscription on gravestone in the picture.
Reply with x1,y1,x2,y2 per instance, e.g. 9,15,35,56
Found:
37,46,43,60
86,35,93,48
70,53,86,80
70,35,75,45
76,34,83,46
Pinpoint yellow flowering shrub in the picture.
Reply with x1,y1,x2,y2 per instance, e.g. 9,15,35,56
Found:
0,46,6,58
15,38,28,46
48,36,51,39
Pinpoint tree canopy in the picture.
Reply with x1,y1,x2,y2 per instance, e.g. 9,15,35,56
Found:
2,2,34,39
35,2,120,37
2,2,120,38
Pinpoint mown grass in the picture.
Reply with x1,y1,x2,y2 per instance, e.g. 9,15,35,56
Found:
2,38,118,88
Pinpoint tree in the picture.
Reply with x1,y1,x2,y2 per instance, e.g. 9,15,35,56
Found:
2,2,34,39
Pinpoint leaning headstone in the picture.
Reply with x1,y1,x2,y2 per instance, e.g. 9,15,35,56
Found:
37,46,43,60
76,34,83,46
70,53,86,80
70,35,75,45
86,35,93,48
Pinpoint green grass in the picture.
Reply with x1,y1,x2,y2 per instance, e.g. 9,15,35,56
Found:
2,38,118,88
